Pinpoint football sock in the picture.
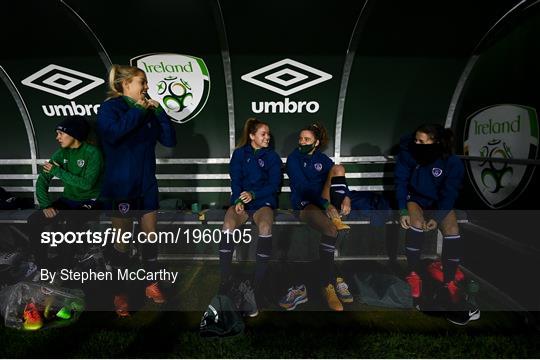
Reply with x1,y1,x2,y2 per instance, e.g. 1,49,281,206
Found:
442,234,462,283
254,234,272,288
405,225,424,273
319,235,337,286
330,176,348,210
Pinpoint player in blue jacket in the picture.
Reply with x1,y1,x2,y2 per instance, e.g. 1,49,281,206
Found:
219,118,282,317
395,123,479,325
280,123,353,312
97,64,176,316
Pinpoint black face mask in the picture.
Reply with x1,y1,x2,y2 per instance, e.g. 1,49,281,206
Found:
298,144,316,154
410,143,442,165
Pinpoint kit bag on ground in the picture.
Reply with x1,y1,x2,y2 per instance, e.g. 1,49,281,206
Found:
200,294,244,338
354,272,413,309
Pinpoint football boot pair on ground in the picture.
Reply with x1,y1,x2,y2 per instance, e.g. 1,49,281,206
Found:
406,260,480,325
114,282,166,317
279,277,354,312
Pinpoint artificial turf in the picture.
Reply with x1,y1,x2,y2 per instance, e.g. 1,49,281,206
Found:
1,310,538,358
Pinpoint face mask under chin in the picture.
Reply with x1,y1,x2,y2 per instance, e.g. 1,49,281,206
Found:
298,144,316,154
410,143,442,165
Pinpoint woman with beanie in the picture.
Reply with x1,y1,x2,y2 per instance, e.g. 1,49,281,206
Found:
28,115,103,274
24,115,103,330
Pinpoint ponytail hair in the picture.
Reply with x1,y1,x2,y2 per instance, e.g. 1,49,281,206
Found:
106,64,144,99
301,122,329,149
236,117,269,148
414,123,455,157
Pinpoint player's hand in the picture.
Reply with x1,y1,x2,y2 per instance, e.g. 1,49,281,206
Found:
326,204,340,219
235,202,245,214
400,215,411,229
239,191,253,204
42,162,53,173
341,196,351,216
147,99,160,109
43,207,58,218
136,98,151,109
43,161,60,174
424,219,437,231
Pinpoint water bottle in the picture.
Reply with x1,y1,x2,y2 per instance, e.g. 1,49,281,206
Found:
466,279,479,306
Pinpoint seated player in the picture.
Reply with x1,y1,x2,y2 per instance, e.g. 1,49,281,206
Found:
395,123,479,325
219,118,282,317
24,115,102,330
280,122,353,312
28,115,102,271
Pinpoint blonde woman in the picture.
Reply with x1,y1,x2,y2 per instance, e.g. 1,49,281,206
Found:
97,65,176,316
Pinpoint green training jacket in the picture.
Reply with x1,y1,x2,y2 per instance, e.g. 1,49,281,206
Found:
36,142,103,209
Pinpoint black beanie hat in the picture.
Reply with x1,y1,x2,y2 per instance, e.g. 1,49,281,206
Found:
56,115,90,142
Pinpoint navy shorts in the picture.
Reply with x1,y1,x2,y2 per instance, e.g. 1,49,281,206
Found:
230,204,274,218
102,190,159,218
55,197,100,210
406,193,452,222
349,191,391,227
291,200,325,219
244,198,275,212
406,193,436,210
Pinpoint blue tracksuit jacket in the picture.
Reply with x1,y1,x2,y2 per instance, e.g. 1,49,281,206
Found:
97,96,176,199
229,144,282,209
286,148,335,210
394,134,464,222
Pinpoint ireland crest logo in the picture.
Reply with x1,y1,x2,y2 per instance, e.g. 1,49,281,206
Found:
131,53,210,124
463,104,539,208
118,203,130,215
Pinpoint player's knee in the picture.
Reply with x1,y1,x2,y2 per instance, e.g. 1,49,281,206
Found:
222,221,236,232
410,219,424,230
257,221,272,236
324,226,338,238
442,224,459,236
330,164,345,176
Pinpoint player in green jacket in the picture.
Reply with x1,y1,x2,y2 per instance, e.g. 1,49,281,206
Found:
27,115,103,271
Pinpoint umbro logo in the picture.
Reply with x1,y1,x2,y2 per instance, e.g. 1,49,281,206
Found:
21,64,104,100
241,59,332,96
